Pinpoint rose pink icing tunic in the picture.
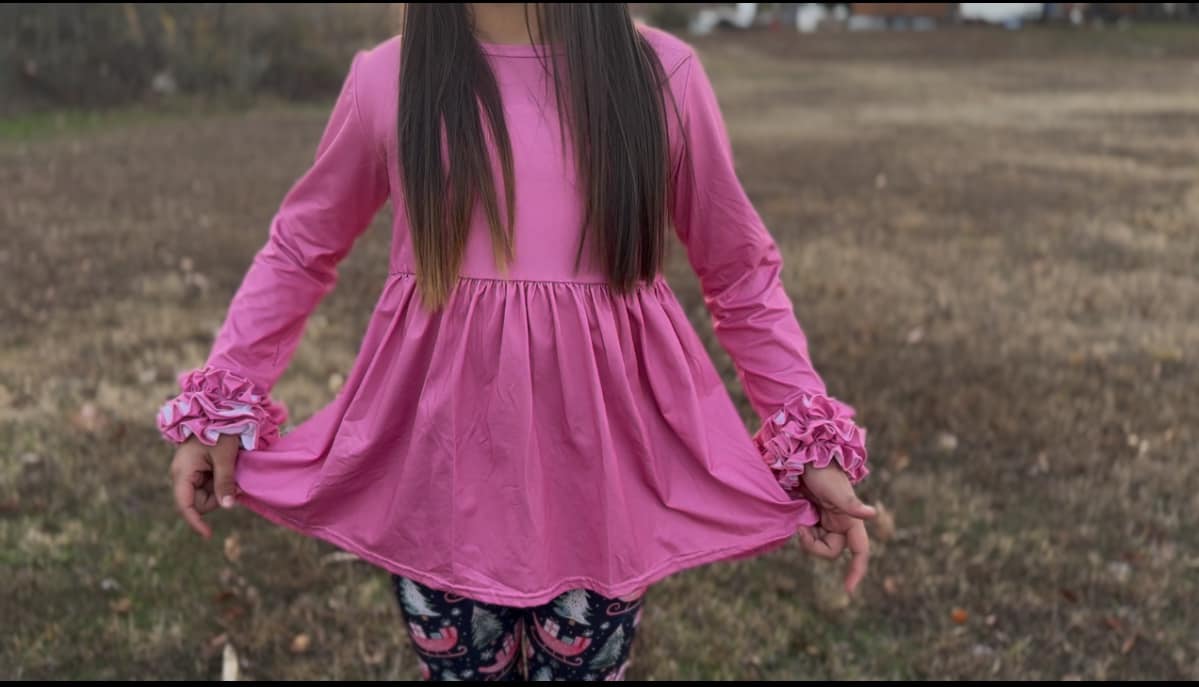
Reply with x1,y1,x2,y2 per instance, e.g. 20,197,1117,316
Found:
156,27,869,607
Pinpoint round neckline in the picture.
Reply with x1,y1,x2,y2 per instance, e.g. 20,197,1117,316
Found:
475,38,558,58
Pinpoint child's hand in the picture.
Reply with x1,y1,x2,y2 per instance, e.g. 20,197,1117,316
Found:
168,433,242,539
795,465,877,596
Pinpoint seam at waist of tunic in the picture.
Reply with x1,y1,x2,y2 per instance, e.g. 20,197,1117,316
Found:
387,269,670,290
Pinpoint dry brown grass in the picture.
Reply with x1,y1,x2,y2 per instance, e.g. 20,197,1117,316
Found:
2,26,1197,680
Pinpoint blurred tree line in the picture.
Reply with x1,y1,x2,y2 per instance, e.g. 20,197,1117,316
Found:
0,3,399,115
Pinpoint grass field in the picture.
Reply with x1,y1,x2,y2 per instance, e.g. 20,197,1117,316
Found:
3,25,1197,680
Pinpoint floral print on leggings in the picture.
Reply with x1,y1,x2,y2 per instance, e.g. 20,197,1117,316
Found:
391,575,645,681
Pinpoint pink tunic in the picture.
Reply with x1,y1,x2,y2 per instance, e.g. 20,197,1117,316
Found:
156,27,869,607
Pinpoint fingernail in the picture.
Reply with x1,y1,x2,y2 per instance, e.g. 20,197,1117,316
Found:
221,495,234,508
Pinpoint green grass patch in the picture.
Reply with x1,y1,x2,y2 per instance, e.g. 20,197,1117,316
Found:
0,95,333,143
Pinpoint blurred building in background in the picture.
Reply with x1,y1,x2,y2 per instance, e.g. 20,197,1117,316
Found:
633,2,1199,33
4,3,1196,115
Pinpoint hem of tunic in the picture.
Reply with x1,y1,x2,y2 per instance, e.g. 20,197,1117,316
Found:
234,491,802,608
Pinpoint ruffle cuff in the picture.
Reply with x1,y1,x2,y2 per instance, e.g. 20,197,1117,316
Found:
155,367,288,451
752,392,869,492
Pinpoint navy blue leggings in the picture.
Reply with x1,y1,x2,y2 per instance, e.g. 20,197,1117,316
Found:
391,574,647,681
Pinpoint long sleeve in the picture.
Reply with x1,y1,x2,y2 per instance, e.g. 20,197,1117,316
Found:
156,50,389,450
669,50,868,491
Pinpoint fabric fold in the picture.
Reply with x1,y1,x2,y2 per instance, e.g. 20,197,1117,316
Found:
210,273,820,606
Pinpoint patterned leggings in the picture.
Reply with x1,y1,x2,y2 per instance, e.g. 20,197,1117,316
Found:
391,574,647,681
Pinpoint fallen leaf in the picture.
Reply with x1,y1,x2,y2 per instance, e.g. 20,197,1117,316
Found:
290,633,312,654
772,574,797,595
820,588,851,611
1120,634,1137,655
213,589,236,604
224,535,241,564
321,552,360,564
984,614,997,627
934,431,958,453
110,597,133,614
905,327,924,345
222,641,239,681
1034,452,1050,474
363,647,385,666
883,576,899,595
203,633,229,659
189,272,210,292
1059,588,1079,603
951,607,969,624
892,451,911,471
221,604,247,623
1107,561,1132,584
1102,617,1122,632
328,373,345,392
242,585,261,606
71,402,107,433
873,502,896,542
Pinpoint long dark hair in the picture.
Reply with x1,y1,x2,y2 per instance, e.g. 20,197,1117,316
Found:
398,3,674,309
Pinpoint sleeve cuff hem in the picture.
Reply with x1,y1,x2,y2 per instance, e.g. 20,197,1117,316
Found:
753,392,869,490
155,367,288,451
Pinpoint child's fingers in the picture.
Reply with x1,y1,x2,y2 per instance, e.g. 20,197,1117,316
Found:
830,489,877,520
844,520,871,595
803,467,876,520
797,526,843,560
173,474,212,539
823,531,846,556
195,486,220,514
210,444,240,509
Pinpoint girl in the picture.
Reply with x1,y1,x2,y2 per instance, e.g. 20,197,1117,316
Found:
160,4,874,681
